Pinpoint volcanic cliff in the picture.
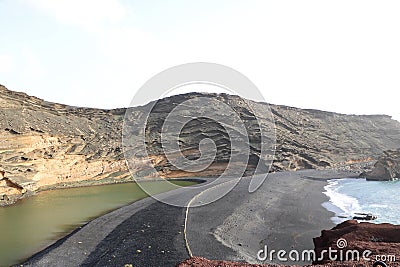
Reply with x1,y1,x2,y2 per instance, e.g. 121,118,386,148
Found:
361,149,400,181
1,84,400,204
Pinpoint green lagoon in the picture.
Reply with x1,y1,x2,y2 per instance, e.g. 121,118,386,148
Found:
0,181,195,266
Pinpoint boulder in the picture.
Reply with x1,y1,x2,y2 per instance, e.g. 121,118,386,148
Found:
361,149,400,181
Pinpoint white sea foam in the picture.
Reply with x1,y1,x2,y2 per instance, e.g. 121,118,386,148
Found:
323,179,361,216
323,178,400,224
369,204,388,208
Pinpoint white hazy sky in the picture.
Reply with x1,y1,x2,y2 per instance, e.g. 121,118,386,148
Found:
0,0,399,120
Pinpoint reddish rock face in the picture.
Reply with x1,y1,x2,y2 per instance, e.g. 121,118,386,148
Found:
177,221,400,267
176,256,382,266
313,220,400,265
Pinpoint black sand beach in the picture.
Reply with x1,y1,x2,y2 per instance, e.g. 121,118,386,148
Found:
21,170,357,267
188,170,357,265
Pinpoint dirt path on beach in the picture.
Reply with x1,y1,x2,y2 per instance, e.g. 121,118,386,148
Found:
21,170,357,267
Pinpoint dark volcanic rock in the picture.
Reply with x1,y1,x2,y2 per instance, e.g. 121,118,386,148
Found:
361,149,400,181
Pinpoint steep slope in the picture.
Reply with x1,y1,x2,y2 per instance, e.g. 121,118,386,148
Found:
1,85,400,204
271,106,400,170
0,85,128,204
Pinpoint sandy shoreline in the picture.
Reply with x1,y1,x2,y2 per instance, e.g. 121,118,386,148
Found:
19,170,358,266
186,170,358,265
217,172,335,265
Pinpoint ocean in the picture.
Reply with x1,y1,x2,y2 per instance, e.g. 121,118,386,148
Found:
322,178,400,225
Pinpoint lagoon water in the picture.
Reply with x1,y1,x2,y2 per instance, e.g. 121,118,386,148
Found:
0,181,195,267
323,178,400,225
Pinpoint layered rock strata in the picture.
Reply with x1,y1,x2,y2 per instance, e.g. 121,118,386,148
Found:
1,84,400,204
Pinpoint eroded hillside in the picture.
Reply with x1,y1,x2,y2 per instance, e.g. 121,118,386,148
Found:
1,85,400,204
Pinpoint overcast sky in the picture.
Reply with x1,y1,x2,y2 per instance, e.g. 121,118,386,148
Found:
0,0,399,120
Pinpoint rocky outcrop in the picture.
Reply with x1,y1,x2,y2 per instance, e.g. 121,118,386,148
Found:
313,220,400,265
361,149,400,181
177,221,400,266
1,84,400,204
